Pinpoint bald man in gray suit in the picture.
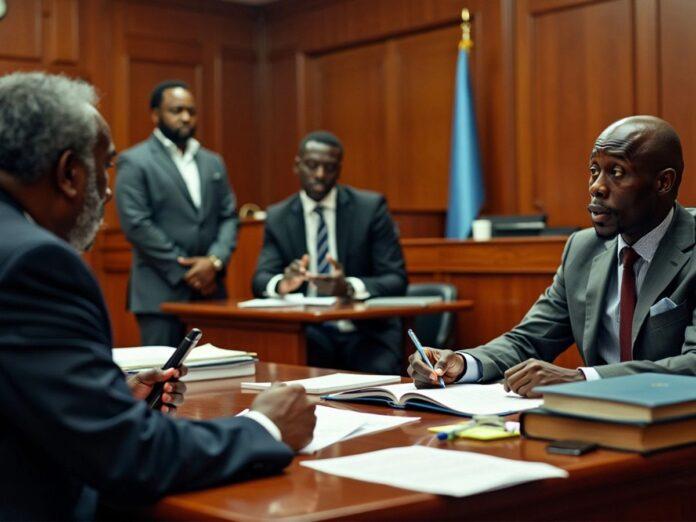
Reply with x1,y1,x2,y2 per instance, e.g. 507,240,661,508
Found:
409,116,696,395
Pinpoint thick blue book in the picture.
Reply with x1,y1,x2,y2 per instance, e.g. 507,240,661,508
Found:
533,373,696,422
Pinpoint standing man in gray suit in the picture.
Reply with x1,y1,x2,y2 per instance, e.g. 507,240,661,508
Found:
116,80,237,346
409,116,696,395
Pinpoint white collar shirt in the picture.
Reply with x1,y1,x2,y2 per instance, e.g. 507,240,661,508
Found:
153,128,202,208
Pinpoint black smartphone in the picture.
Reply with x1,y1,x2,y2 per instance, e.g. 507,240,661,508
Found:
145,328,203,409
546,440,598,456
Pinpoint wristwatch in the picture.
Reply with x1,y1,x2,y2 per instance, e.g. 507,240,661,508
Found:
208,254,223,271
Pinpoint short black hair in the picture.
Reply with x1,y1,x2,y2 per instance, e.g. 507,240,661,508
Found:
150,80,190,109
298,130,343,155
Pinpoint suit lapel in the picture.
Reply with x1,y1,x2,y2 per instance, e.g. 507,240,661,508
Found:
632,204,695,345
583,237,616,364
287,195,308,258
336,186,351,263
148,136,198,213
195,153,209,220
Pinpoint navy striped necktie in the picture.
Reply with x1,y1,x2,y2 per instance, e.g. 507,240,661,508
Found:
315,205,330,274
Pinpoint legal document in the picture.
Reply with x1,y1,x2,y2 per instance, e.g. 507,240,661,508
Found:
301,445,568,496
301,406,420,454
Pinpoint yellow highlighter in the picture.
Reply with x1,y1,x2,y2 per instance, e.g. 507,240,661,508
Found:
429,415,520,441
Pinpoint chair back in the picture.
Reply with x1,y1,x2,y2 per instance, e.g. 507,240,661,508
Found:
406,283,458,348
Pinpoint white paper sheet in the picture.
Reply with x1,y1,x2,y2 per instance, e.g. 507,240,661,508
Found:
301,445,568,497
241,372,401,394
238,294,337,308
300,406,420,454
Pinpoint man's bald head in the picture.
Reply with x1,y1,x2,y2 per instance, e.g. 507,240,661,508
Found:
593,115,684,196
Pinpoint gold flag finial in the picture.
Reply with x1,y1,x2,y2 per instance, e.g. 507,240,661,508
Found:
459,8,473,51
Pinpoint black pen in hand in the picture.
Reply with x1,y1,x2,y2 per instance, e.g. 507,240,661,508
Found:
146,328,202,409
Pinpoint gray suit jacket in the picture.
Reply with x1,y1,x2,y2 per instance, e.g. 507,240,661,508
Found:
468,203,696,380
115,135,238,313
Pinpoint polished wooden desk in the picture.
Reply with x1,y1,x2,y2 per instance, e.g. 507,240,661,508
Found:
161,299,473,365
152,363,696,521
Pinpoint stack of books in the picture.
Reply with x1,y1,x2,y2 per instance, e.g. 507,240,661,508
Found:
520,373,696,453
113,343,257,381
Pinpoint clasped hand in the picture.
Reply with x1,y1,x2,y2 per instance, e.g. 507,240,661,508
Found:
278,254,349,297
178,256,217,296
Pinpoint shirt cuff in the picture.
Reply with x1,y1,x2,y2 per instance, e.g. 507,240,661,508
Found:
455,352,483,383
243,410,282,442
578,367,601,381
265,274,284,297
346,277,370,300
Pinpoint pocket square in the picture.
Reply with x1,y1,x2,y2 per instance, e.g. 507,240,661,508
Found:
650,297,678,316
212,171,222,180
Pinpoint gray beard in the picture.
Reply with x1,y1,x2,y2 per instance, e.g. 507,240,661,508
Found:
67,165,105,252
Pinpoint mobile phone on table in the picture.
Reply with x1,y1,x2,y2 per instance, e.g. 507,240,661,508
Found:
546,440,598,456
145,328,202,409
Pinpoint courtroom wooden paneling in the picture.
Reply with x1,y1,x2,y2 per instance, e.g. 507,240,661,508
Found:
660,0,696,203
260,0,516,228
515,0,635,228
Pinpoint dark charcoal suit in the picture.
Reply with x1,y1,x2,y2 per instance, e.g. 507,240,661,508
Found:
253,185,408,374
115,134,237,345
0,189,292,521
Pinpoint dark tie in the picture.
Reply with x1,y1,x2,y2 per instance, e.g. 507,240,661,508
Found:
315,205,330,274
619,247,640,362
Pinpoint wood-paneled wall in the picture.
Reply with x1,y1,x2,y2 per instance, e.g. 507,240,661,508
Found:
2,0,696,347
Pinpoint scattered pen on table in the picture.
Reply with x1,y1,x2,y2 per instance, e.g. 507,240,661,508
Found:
407,328,446,388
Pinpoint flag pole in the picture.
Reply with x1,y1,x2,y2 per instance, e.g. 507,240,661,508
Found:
445,7,484,239
459,8,473,51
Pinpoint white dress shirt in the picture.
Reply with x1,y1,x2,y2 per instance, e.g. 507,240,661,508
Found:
153,128,202,208
457,207,675,383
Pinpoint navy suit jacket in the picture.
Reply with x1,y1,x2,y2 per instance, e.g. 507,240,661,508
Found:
115,135,238,313
253,185,407,298
252,185,408,346
0,190,292,521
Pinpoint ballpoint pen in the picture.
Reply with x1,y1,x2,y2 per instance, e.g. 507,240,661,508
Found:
407,328,446,388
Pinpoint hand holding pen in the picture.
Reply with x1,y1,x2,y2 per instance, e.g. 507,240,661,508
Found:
407,329,446,388
406,339,467,389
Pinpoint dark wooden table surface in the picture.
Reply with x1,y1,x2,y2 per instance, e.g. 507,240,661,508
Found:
160,299,474,366
150,363,696,521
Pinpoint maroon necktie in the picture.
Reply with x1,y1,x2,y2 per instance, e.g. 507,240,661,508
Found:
619,247,639,361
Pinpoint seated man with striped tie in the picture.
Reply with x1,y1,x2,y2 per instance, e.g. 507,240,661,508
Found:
252,130,408,374
409,115,696,396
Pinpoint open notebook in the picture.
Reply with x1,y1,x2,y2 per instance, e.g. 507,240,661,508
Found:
325,382,542,416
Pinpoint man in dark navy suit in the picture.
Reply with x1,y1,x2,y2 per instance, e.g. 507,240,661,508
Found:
253,131,408,374
0,72,315,521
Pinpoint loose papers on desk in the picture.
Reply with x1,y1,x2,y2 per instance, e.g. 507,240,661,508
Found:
238,294,337,308
241,372,402,394
301,446,568,497
112,343,256,381
300,405,420,454
238,405,419,454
